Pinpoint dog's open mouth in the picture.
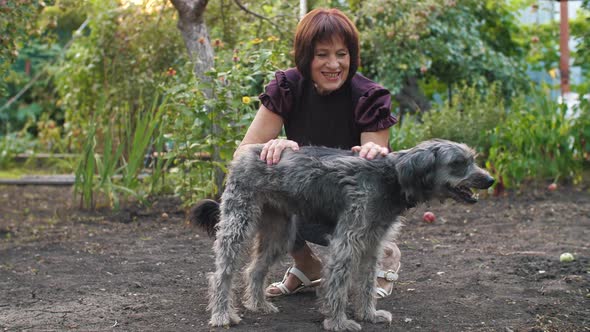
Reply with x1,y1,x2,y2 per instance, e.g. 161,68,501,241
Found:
447,184,479,203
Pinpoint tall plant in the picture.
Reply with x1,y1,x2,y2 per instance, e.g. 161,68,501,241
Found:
74,96,167,210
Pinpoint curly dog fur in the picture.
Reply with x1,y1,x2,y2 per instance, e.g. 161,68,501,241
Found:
191,139,494,331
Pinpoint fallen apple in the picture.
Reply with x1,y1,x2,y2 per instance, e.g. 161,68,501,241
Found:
548,183,557,191
560,252,575,263
423,211,436,223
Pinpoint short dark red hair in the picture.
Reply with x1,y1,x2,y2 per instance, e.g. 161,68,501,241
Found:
294,8,360,81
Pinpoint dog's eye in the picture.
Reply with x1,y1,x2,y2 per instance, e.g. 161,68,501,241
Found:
450,159,465,166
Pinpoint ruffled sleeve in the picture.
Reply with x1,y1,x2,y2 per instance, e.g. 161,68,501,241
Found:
258,69,298,120
354,85,397,132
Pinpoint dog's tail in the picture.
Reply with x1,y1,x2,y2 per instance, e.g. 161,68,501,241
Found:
188,199,220,237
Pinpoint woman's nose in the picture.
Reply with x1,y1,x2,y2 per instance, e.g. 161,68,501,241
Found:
326,56,339,69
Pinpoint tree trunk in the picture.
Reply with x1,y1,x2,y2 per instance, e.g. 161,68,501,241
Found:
170,0,214,79
170,0,224,198
299,0,307,19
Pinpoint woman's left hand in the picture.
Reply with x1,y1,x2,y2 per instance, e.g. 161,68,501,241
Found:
351,142,389,160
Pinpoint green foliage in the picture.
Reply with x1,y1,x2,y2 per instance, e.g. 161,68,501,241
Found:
573,1,590,92
572,97,590,163
487,91,586,188
391,82,506,154
162,36,291,204
53,0,184,144
389,115,426,151
356,0,528,99
0,129,37,169
422,82,505,154
206,0,298,51
1,42,64,138
0,0,54,93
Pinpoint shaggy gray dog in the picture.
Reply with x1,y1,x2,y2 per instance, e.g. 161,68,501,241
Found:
191,139,494,331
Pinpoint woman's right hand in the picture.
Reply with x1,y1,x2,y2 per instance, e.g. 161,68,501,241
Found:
260,139,299,165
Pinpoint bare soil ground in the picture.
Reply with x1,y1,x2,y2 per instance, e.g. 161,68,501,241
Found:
0,184,589,332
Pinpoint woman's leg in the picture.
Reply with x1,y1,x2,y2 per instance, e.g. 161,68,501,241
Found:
265,242,323,295
375,232,402,297
266,222,401,297
265,222,328,296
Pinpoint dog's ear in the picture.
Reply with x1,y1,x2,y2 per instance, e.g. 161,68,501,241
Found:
395,148,437,199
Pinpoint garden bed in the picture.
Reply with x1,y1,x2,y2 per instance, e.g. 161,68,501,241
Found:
0,185,588,331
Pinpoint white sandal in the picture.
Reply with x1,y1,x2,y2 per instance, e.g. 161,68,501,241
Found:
374,261,401,299
265,266,322,298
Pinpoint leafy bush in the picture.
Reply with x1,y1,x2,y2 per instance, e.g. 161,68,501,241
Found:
1,42,63,138
0,0,52,94
571,97,590,163
487,92,586,188
391,82,506,154
390,114,426,151
0,129,37,169
53,0,184,148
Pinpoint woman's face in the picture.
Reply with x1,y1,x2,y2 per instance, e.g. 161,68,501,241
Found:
310,37,350,95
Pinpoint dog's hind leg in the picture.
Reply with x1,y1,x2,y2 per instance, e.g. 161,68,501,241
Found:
208,196,260,327
243,206,293,313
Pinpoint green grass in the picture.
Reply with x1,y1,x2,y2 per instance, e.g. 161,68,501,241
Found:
0,167,66,179
0,169,30,178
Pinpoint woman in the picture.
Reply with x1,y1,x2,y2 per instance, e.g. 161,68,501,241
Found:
234,8,401,299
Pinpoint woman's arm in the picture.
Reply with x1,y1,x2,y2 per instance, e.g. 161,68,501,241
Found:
235,105,299,164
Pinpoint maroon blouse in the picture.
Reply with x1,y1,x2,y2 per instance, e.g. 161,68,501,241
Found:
259,68,397,150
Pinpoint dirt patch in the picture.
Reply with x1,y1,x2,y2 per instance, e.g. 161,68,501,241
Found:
0,185,589,331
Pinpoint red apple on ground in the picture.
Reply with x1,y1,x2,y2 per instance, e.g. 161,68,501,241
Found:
423,211,436,223
548,183,557,191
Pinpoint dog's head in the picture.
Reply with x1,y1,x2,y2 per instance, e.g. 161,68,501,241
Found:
392,139,495,204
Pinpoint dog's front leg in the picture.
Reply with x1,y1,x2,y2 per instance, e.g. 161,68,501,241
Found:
321,235,362,331
208,231,243,327
352,226,393,325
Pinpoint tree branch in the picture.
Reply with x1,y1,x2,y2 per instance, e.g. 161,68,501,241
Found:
232,0,285,38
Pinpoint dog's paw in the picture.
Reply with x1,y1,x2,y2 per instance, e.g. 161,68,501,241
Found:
259,301,280,314
323,317,362,331
243,299,279,314
209,311,241,327
370,310,392,324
